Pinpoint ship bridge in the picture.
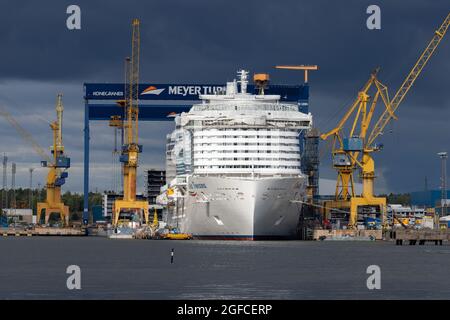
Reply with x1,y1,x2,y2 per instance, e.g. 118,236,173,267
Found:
171,70,313,178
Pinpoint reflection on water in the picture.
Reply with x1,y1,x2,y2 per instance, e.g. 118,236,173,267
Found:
176,284,295,300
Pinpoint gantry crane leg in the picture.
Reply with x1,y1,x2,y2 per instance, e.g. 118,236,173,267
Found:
113,200,149,226
349,197,386,228
37,203,69,225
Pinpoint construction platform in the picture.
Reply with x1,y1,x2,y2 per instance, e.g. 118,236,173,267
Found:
1,227,86,237
391,229,449,245
313,229,383,241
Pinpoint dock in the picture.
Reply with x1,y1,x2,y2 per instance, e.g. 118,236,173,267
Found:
1,227,86,237
313,229,383,241
391,229,449,245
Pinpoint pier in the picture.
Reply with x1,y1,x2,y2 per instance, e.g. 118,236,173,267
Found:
391,229,449,245
1,227,85,237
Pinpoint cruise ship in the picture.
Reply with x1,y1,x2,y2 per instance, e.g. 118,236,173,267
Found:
158,70,313,239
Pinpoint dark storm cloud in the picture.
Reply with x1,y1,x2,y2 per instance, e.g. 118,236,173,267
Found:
1,1,448,84
0,0,448,192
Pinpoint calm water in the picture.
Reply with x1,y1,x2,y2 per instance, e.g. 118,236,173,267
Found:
0,237,449,299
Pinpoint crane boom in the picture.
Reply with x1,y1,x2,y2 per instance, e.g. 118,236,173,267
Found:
368,12,450,145
320,68,379,141
275,65,318,83
127,18,140,146
0,106,52,163
55,94,64,150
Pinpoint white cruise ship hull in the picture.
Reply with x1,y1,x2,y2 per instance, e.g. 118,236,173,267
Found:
169,175,307,240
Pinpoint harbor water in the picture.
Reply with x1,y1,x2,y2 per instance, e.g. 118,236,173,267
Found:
0,237,449,299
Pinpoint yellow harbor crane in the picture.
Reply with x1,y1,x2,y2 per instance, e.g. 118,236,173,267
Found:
112,18,149,226
37,94,70,225
320,13,450,229
0,94,70,225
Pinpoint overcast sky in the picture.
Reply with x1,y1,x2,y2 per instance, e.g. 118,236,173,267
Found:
0,0,448,194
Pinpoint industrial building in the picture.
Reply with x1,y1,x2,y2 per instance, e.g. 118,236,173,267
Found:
2,208,33,224
386,204,433,229
145,169,166,204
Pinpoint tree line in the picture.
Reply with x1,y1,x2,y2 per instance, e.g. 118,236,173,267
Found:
0,188,103,214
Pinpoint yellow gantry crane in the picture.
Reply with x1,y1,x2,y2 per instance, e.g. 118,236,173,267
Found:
0,95,70,225
37,94,70,225
320,13,450,229
112,18,149,227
